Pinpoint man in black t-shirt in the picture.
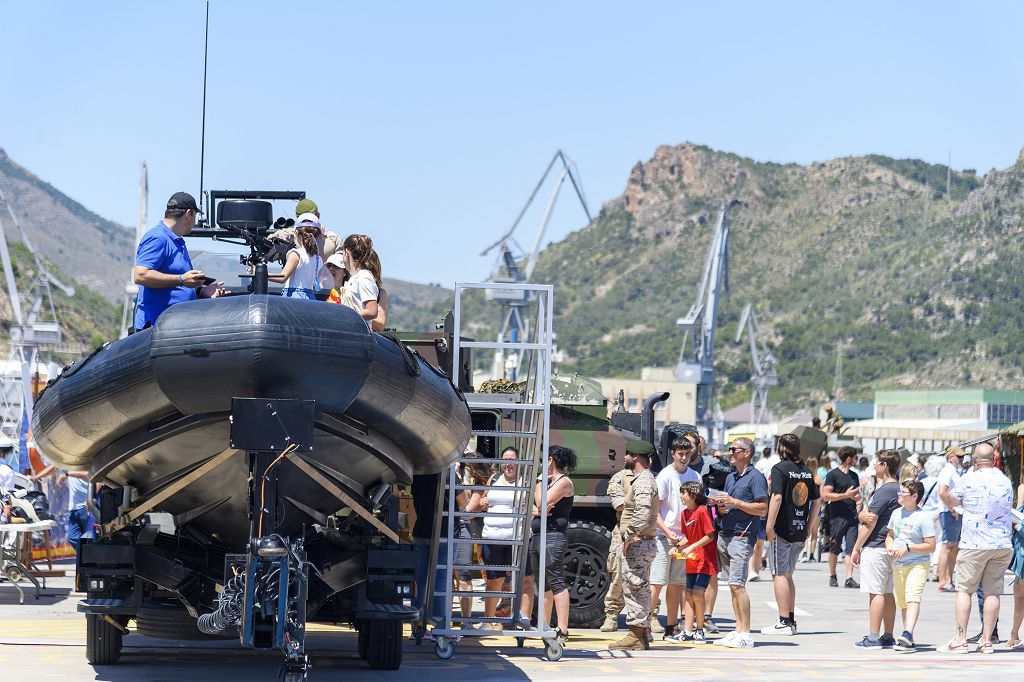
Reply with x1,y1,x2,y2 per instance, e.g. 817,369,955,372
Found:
762,434,821,637
851,449,902,649
823,446,862,588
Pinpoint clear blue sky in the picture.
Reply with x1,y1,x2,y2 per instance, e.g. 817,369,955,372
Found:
2,1,1022,288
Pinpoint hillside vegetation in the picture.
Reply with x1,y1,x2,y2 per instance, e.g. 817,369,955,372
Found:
529,143,1024,408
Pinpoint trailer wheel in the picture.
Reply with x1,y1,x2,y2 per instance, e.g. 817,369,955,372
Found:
85,614,123,665
364,618,402,670
564,520,612,629
434,636,455,660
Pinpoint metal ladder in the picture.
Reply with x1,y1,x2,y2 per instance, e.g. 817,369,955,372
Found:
430,281,562,661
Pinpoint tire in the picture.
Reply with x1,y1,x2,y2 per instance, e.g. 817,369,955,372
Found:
563,520,612,629
85,614,123,665
434,636,455,660
364,618,402,670
135,604,235,641
544,638,564,662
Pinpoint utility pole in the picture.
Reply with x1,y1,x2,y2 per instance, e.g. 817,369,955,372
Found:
833,340,844,400
120,162,147,338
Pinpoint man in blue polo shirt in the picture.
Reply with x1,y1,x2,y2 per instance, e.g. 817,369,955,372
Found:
712,436,769,648
133,192,226,330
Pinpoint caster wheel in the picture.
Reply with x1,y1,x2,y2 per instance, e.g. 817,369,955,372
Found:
434,636,455,660
516,636,525,648
544,638,564,661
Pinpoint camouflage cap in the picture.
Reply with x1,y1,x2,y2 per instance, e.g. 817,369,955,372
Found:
625,440,654,456
295,198,319,216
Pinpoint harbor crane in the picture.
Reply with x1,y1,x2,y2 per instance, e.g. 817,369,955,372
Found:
734,302,778,429
480,150,592,380
675,204,729,443
0,186,74,455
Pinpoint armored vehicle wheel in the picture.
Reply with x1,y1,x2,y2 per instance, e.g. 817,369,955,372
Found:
544,637,564,662
434,636,455,660
564,520,612,629
365,618,402,670
357,620,368,659
85,614,123,665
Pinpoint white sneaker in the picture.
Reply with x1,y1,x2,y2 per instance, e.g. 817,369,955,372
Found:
760,620,797,636
723,632,754,648
718,631,738,646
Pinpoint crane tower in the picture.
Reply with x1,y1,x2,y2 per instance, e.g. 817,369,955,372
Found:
675,204,729,443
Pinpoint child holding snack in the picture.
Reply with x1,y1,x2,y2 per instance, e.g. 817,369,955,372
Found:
668,481,719,643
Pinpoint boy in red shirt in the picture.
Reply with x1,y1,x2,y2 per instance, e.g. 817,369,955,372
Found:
668,481,719,644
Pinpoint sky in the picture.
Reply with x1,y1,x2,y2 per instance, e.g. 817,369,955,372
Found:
1,1,1022,289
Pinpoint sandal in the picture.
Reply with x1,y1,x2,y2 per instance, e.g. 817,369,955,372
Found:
978,641,995,654
939,639,970,654
1006,640,1024,650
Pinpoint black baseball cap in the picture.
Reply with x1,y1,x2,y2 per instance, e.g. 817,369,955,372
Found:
166,192,199,211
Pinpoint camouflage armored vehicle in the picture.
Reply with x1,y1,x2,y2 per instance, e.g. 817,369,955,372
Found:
399,325,664,629
460,372,664,629
546,374,667,628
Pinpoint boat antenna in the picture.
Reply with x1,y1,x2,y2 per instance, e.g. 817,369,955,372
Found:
198,0,210,221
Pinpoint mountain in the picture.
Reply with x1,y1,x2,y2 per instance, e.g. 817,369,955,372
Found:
528,142,1024,408
0,147,134,302
6,141,1024,413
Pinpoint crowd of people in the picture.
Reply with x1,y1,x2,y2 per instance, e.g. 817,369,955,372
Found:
413,427,1024,656
598,433,1024,652
132,192,387,332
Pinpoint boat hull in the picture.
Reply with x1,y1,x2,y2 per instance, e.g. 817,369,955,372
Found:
32,295,470,548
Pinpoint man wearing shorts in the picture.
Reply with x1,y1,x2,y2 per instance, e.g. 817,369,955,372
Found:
940,443,1014,653
762,433,820,637
712,437,769,649
937,446,966,592
824,446,862,588
651,438,701,638
851,450,901,648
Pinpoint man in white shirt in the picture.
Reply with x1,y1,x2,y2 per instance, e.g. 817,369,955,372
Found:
940,444,1014,653
651,437,701,638
936,446,966,591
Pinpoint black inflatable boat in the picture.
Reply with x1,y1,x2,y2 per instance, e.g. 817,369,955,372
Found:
32,294,470,547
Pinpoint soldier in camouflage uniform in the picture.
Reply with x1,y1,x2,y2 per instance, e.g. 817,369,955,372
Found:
609,440,659,651
824,403,845,435
600,458,635,631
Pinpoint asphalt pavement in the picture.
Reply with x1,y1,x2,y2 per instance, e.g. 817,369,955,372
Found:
2,557,1023,681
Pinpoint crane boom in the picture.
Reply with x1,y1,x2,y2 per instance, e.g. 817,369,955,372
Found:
735,302,778,427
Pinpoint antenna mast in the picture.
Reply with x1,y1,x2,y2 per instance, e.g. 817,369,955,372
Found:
198,1,210,214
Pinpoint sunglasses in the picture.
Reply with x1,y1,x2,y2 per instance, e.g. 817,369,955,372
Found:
728,447,749,453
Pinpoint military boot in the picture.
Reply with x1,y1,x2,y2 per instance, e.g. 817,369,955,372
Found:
608,625,646,651
599,615,619,632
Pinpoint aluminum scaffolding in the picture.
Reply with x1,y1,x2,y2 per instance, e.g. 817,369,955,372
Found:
429,281,560,661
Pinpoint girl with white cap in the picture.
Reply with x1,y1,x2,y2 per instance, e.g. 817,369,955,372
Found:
268,212,325,300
